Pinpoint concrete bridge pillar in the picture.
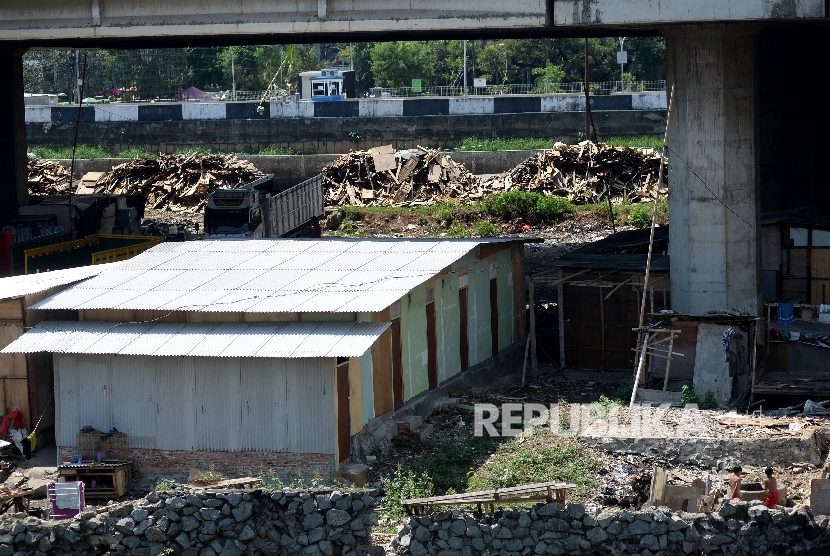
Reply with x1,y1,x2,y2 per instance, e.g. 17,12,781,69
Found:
665,25,762,317
0,48,29,225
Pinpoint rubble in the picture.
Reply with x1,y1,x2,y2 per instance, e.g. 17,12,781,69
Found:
322,146,482,207
481,142,666,204
94,153,264,213
27,158,71,194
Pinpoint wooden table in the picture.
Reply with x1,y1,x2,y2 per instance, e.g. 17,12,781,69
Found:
58,462,132,499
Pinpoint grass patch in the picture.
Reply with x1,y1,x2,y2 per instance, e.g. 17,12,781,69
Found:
475,220,501,237
30,144,112,159
454,137,556,152
483,191,575,224
118,147,157,158
602,135,663,148
467,429,600,501
628,199,669,228
254,146,302,155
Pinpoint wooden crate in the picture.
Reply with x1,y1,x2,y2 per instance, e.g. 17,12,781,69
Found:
100,433,129,462
77,430,103,462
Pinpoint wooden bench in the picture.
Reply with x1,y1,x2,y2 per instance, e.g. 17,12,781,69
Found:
402,481,576,514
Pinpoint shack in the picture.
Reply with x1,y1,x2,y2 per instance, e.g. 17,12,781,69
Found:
3,238,528,478
0,264,116,431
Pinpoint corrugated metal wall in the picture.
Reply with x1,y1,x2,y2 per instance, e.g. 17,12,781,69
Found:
55,354,335,454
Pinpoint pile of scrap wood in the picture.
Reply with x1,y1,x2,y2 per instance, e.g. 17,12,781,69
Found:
322,145,482,207
95,153,263,212
27,158,71,195
481,142,666,204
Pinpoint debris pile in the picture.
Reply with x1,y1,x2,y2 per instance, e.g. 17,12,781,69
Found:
27,158,71,195
482,142,665,204
322,145,481,207
95,154,263,212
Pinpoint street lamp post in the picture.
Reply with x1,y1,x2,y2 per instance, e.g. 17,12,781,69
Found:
498,43,507,88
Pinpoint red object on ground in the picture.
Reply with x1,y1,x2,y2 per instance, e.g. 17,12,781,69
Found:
521,224,531,232
0,410,23,435
764,491,780,508
0,228,13,277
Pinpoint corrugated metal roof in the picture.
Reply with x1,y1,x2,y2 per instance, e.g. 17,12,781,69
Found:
30,238,520,313
0,263,119,301
2,320,390,358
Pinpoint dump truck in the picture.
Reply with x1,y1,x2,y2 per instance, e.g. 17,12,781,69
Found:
203,174,325,239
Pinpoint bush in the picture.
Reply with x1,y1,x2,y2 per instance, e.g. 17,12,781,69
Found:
700,391,718,410
475,220,500,237
629,203,653,228
483,191,574,224
681,384,699,406
613,379,634,403
380,462,434,522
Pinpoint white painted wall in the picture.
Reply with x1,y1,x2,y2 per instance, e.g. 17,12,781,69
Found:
359,99,404,117
25,106,51,123
95,104,139,122
271,101,315,118
182,103,226,120
448,97,494,115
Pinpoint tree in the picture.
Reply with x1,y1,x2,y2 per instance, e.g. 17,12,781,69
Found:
337,43,374,92
532,63,566,92
625,37,666,81
370,42,431,89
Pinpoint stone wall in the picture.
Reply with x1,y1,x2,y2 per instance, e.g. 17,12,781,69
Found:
0,488,377,556
392,501,830,556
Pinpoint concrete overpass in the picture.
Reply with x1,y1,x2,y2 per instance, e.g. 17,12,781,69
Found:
1,0,829,317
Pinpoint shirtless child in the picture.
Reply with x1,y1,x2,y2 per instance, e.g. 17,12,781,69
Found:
763,467,779,508
728,466,742,500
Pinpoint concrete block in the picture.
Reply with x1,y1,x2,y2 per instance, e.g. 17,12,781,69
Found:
433,397,459,410
810,480,830,515
635,389,682,404
395,415,423,431
693,324,733,406
336,463,369,487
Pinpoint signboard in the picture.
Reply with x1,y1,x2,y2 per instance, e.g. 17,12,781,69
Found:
473,78,487,88
617,51,628,64
412,79,422,93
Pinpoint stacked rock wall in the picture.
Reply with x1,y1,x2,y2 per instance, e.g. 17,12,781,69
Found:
0,488,377,556
392,501,830,556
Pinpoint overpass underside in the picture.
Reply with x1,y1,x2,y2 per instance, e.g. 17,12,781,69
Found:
1,1,829,317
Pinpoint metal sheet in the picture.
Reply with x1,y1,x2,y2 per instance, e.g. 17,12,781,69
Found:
284,358,335,453
239,357,287,452
110,355,158,449
154,356,197,450
5,320,388,358
30,239,512,313
195,358,242,451
0,263,120,302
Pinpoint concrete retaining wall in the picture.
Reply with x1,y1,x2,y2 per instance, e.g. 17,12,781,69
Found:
0,488,378,556
27,110,667,156
50,150,548,180
392,501,830,556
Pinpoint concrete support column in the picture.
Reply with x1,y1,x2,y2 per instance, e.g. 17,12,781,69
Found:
665,25,762,316
0,48,29,226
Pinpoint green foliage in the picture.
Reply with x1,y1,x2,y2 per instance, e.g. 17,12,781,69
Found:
155,478,185,491
474,221,501,237
700,391,719,410
158,549,176,556
483,191,574,224
437,208,454,226
370,42,432,89
613,380,634,404
603,135,664,148
380,462,435,522
257,466,284,489
681,384,699,406
629,203,653,229
454,137,555,152
467,430,599,500
348,130,363,143
31,144,111,160
255,146,301,155
446,222,471,238
532,63,566,92
118,147,157,158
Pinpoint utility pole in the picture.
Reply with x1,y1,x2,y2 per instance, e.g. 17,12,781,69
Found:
231,47,236,101
584,39,591,140
463,40,467,95
618,37,627,92
74,50,80,103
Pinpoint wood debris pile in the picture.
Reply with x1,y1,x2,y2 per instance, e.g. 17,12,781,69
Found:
481,142,666,204
95,154,263,212
322,145,482,207
27,158,71,195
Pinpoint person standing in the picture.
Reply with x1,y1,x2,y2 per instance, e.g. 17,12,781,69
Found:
763,467,779,508
729,466,743,500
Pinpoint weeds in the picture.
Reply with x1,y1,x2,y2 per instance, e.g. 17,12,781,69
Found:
30,144,111,159
454,137,555,152
483,191,574,224
474,220,501,237
118,147,156,158
681,385,699,406
613,379,634,403
256,466,284,489
155,478,184,491
380,462,435,523
446,221,471,238
467,429,599,500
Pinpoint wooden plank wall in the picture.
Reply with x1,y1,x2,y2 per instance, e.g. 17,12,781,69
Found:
511,243,526,342
370,308,394,417
0,298,31,429
811,249,830,305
